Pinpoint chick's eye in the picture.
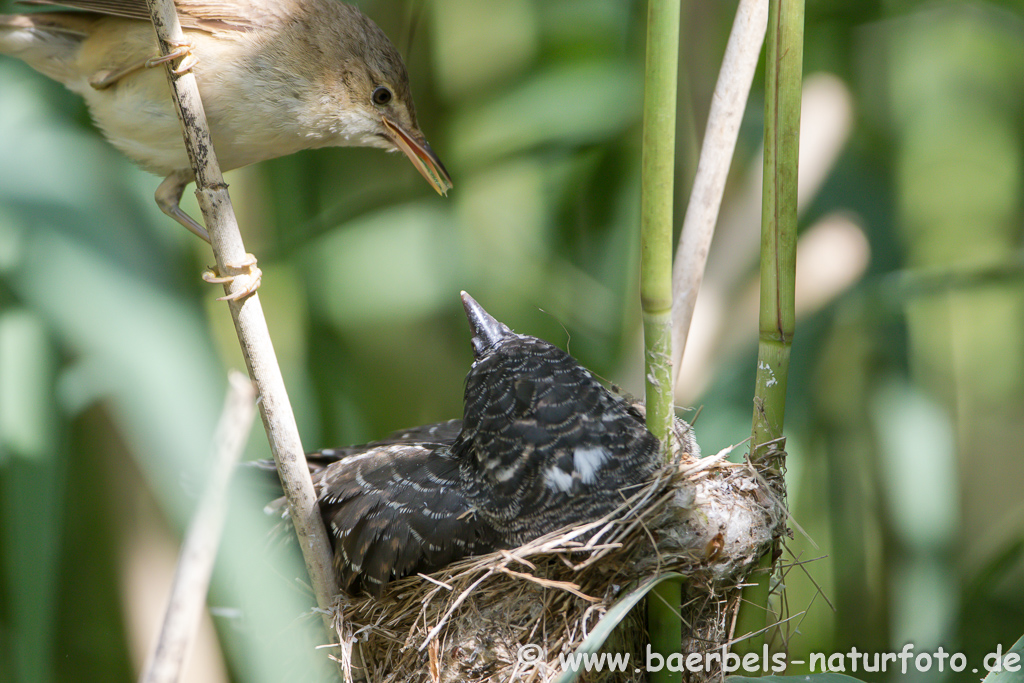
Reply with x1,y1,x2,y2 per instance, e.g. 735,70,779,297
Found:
372,86,393,106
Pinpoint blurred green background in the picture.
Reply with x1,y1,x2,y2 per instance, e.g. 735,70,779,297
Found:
1,0,1022,681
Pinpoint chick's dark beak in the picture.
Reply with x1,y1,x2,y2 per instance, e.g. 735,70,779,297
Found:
461,291,514,358
382,116,453,195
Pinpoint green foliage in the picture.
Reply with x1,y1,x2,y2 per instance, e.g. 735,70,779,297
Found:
1,0,1023,682
553,573,686,683
982,634,1024,683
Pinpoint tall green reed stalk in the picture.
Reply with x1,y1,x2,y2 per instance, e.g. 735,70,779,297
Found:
734,0,804,659
639,0,682,679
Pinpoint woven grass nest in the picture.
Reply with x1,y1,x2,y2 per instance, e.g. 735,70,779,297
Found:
330,422,788,683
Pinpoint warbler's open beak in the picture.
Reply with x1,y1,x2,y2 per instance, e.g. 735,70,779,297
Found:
382,116,453,196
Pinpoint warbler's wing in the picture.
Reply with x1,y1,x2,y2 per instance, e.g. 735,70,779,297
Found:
17,0,282,31
314,442,497,597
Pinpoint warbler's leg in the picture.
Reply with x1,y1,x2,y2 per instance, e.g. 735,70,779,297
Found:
156,170,261,300
155,170,209,242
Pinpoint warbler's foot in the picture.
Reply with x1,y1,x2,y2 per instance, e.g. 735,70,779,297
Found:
145,39,198,75
202,254,262,301
90,39,197,89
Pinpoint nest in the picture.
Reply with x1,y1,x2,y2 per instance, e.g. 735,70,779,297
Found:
329,432,788,683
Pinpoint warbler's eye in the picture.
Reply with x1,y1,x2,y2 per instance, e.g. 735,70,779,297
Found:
372,86,393,106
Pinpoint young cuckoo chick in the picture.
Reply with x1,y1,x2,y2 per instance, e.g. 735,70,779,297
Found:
289,293,695,597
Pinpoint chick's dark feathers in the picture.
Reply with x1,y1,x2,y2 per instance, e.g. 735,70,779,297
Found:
315,437,495,594
298,292,666,597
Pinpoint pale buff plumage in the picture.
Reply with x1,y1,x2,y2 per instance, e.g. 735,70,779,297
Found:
0,0,451,239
